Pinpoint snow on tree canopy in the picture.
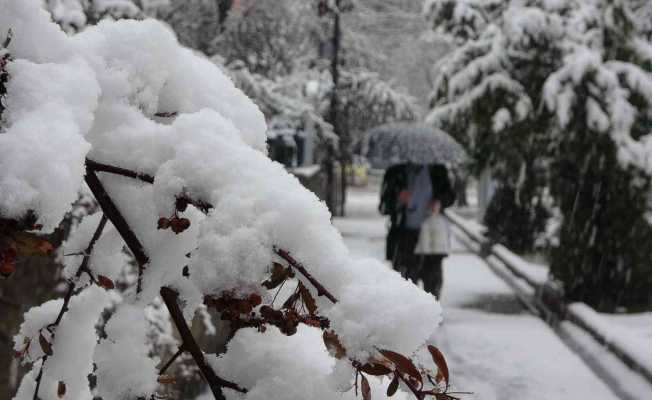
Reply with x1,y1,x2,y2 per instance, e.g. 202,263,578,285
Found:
0,1,444,399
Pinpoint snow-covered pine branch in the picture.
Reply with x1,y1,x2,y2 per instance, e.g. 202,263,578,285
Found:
0,1,449,399
427,2,562,177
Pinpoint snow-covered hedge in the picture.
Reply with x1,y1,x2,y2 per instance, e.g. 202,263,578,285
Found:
0,1,449,399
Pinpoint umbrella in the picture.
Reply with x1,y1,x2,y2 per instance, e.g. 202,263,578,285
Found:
361,122,467,169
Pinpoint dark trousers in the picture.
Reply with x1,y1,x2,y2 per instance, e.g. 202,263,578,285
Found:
389,228,445,298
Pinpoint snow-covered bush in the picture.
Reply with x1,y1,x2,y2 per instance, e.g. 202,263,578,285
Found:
0,1,452,399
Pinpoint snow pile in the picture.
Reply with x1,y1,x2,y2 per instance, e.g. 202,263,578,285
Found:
2,0,442,398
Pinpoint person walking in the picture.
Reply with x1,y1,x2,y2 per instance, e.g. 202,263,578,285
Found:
379,163,455,297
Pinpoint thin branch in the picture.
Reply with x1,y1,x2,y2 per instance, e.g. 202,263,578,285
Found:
86,158,155,184
32,360,46,400
34,215,108,400
86,159,213,213
85,166,148,292
161,287,247,396
158,347,184,376
2,28,12,49
274,248,338,304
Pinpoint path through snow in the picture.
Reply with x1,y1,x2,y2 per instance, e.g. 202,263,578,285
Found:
334,186,619,400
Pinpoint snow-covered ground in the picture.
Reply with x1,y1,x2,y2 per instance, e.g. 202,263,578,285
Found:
334,186,621,400
448,200,652,392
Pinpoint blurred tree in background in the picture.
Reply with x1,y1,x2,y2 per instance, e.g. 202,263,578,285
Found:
427,0,652,311
426,0,561,253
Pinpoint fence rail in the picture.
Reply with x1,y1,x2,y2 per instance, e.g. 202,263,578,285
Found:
444,209,652,391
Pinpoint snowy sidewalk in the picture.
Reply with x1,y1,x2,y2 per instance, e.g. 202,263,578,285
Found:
334,187,619,400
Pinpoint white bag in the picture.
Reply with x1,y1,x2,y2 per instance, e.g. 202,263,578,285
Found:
415,213,451,255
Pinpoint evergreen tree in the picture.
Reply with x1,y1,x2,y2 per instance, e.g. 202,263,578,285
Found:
426,0,563,252
427,0,652,310
543,1,652,310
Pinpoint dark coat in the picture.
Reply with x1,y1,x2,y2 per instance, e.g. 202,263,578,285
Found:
379,164,455,260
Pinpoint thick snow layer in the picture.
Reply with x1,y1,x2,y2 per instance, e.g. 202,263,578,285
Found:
1,0,266,230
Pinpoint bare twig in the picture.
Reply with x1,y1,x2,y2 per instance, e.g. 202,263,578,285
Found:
86,158,155,184
86,159,213,213
34,215,108,400
158,347,184,376
274,248,338,304
2,29,12,49
161,287,247,396
85,166,148,291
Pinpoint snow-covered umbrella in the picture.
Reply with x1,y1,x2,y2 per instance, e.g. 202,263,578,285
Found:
361,122,467,169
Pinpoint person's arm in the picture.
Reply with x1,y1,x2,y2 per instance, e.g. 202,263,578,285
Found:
379,166,398,215
430,165,456,210
379,169,391,215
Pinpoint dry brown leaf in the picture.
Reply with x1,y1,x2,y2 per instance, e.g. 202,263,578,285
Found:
379,349,422,389
39,332,53,356
262,262,291,289
359,363,392,376
298,281,318,316
13,232,53,256
428,345,449,386
361,373,371,400
158,375,177,385
57,381,66,398
97,275,115,290
323,330,346,359
387,373,399,397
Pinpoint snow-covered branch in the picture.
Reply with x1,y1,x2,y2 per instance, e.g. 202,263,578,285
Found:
1,1,446,399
